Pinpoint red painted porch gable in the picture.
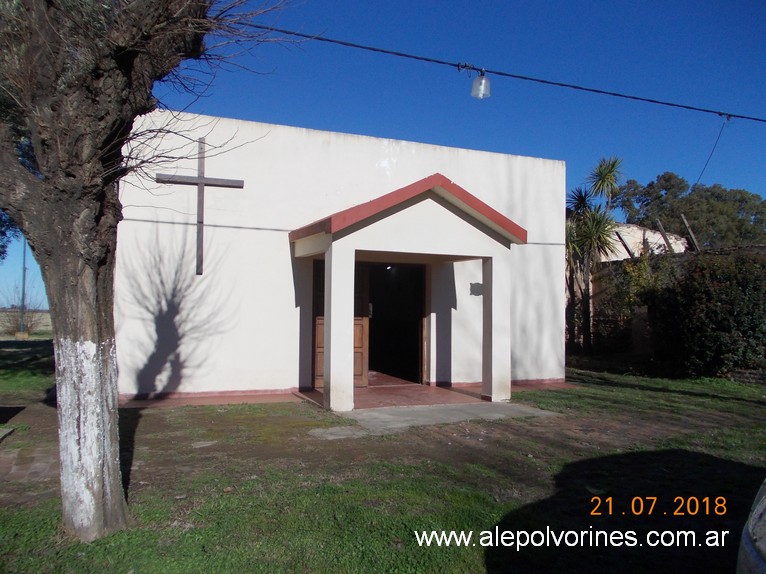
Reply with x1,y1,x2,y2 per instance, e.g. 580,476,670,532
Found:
289,173,528,244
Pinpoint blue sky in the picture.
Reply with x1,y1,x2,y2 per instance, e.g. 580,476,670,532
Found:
2,0,765,307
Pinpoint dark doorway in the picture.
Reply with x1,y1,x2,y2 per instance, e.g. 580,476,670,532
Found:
367,263,425,383
311,260,425,386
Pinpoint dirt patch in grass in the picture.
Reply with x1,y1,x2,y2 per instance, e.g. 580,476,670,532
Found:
2,368,765,573
7,394,754,507
3,388,762,499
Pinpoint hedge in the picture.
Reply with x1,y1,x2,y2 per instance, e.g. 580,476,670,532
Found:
646,252,766,376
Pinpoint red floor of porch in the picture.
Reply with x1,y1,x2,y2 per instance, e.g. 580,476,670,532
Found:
299,372,577,410
119,373,572,410
297,371,481,410
299,384,482,409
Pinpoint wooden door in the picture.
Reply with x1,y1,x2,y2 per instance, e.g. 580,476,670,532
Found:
313,262,370,389
314,316,325,388
314,316,369,388
353,317,369,387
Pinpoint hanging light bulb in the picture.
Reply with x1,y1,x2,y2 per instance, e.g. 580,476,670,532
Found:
471,70,490,99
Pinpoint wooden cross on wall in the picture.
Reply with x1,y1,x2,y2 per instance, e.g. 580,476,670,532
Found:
155,138,244,275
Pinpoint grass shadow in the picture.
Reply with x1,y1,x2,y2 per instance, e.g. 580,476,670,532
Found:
0,405,25,423
567,369,766,409
485,449,764,573
567,351,684,379
0,407,26,425
0,340,54,376
118,407,142,498
0,340,56,407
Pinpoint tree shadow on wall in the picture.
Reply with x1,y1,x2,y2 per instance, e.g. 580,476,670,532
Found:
485,449,763,573
118,236,230,498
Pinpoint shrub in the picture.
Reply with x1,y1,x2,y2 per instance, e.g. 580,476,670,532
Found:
591,253,679,354
0,308,47,336
647,253,766,376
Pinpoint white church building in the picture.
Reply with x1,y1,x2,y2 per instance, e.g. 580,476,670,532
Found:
115,111,565,411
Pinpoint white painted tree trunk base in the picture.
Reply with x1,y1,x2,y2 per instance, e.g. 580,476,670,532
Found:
55,337,128,541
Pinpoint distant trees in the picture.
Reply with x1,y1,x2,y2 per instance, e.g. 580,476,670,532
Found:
0,281,47,336
615,172,766,248
570,163,766,361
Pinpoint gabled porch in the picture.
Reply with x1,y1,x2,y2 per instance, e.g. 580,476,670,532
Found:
289,173,527,412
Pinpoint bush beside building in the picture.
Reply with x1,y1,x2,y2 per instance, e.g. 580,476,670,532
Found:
591,248,766,377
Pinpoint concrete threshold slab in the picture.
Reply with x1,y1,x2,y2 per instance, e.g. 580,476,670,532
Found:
309,401,556,440
0,427,14,443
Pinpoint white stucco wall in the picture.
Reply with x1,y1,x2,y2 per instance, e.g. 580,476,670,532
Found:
115,111,565,396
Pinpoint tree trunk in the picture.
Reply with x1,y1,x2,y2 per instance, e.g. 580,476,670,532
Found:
566,264,579,351
582,254,593,354
33,198,128,541
0,0,277,542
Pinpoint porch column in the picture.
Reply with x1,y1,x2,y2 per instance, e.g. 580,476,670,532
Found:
482,255,512,401
323,243,355,411
428,261,456,385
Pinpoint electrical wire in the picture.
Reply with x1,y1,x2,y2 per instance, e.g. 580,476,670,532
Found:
251,24,766,125
695,117,729,186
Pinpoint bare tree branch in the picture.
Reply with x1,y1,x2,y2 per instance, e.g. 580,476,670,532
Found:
0,0,287,541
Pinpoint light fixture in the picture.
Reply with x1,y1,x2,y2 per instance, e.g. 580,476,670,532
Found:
471,70,490,99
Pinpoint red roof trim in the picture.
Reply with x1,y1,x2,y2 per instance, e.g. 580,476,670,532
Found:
289,173,528,244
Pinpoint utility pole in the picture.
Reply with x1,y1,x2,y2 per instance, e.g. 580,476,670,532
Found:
655,219,675,254
681,213,702,252
19,236,27,334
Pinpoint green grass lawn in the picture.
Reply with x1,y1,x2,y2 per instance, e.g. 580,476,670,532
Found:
522,368,766,465
1,342,764,573
0,340,54,404
2,460,507,573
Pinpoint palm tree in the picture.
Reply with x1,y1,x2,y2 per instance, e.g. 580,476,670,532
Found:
566,185,596,216
565,218,582,351
587,156,623,211
566,160,621,352
574,206,618,353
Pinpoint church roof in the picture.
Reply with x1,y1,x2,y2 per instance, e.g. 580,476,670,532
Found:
289,173,527,244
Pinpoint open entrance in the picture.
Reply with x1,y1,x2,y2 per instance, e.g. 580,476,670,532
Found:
312,260,425,388
367,263,425,383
